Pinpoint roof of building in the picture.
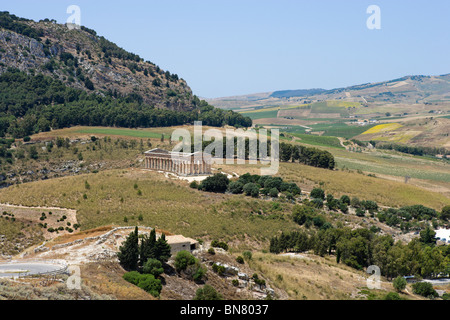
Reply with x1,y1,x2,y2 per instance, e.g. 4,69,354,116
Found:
145,148,211,161
166,234,199,245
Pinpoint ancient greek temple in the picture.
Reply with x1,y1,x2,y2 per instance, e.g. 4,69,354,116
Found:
144,148,212,176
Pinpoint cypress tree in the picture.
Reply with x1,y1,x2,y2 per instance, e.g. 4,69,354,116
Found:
139,228,157,267
117,226,139,271
154,233,172,263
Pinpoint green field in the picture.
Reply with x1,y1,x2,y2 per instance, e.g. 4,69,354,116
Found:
74,128,171,139
240,109,279,120
289,133,344,149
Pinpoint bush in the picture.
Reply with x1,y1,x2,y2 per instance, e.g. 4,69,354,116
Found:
211,240,228,251
243,251,252,261
393,276,407,292
269,188,279,198
384,292,401,300
232,279,239,287
310,188,325,200
122,271,142,285
236,256,244,264
137,274,162,297
208,247,215,255
356,208,366,217
340,195,351,205
243,183,260,198
228,181,244,194
189,181,198,189
212,263,226,276
174,250,206,282
194,285,222,300
142,258,164,278
174,250,196,272
412,282,438,298
199,174,229,193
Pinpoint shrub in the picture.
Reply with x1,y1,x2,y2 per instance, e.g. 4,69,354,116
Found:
122,271,142,285
211,240,228,251
384,292,401,300
356,208,366,217
228,181,244,194
340,195,351,205
243,183,260,198
142,258,164,278
199,174,229,193
412,282,438,298
194,285,222,300
137,274,162,297
393,276,407,292
269,188,279,198
189,181,198,189
310,188,325,200
212,263,226,276
174,250,196,272
243,251,252,261
208,248,215,255
236,256,244,264
232,279,239,287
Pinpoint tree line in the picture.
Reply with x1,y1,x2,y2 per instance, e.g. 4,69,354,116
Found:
270,224,450,280
372,141,449,157
197,138,335,170
0,69,252,138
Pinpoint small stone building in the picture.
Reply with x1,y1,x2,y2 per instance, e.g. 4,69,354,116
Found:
144,148,212,176
166,235,199,254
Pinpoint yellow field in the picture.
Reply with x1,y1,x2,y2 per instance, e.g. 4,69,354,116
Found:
361,123,403,135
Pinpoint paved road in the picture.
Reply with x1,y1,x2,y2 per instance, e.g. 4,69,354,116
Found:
423,278,450,285
0,262,65,278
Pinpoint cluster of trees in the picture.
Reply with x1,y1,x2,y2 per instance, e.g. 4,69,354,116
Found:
0,69,252,138
0,11,43,41
372,141,449,157
280,142,335,170
197,136,334,170
304,187,448,233
118,227,172,297
377,205,441,231
117,227,171,271
194,172,301,201
269,225,450,279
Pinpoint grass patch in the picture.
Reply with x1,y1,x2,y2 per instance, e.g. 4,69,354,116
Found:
290,133,344,149
0,169,299,244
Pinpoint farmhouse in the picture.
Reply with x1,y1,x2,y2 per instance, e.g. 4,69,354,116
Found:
166,235,199,253
144,148,212,176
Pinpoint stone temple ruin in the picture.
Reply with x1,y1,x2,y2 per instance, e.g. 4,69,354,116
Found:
144,148,212,176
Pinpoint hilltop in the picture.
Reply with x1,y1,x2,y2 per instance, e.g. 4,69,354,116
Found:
0,11,193,110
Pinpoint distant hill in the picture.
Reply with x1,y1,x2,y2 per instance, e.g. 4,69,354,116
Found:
270,88,326,99
0,12,252,138
208,74,450,110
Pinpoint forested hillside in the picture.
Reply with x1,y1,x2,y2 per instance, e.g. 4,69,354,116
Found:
0,11,252,138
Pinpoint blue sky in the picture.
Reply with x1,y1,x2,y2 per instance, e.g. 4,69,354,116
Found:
3,1,450,98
